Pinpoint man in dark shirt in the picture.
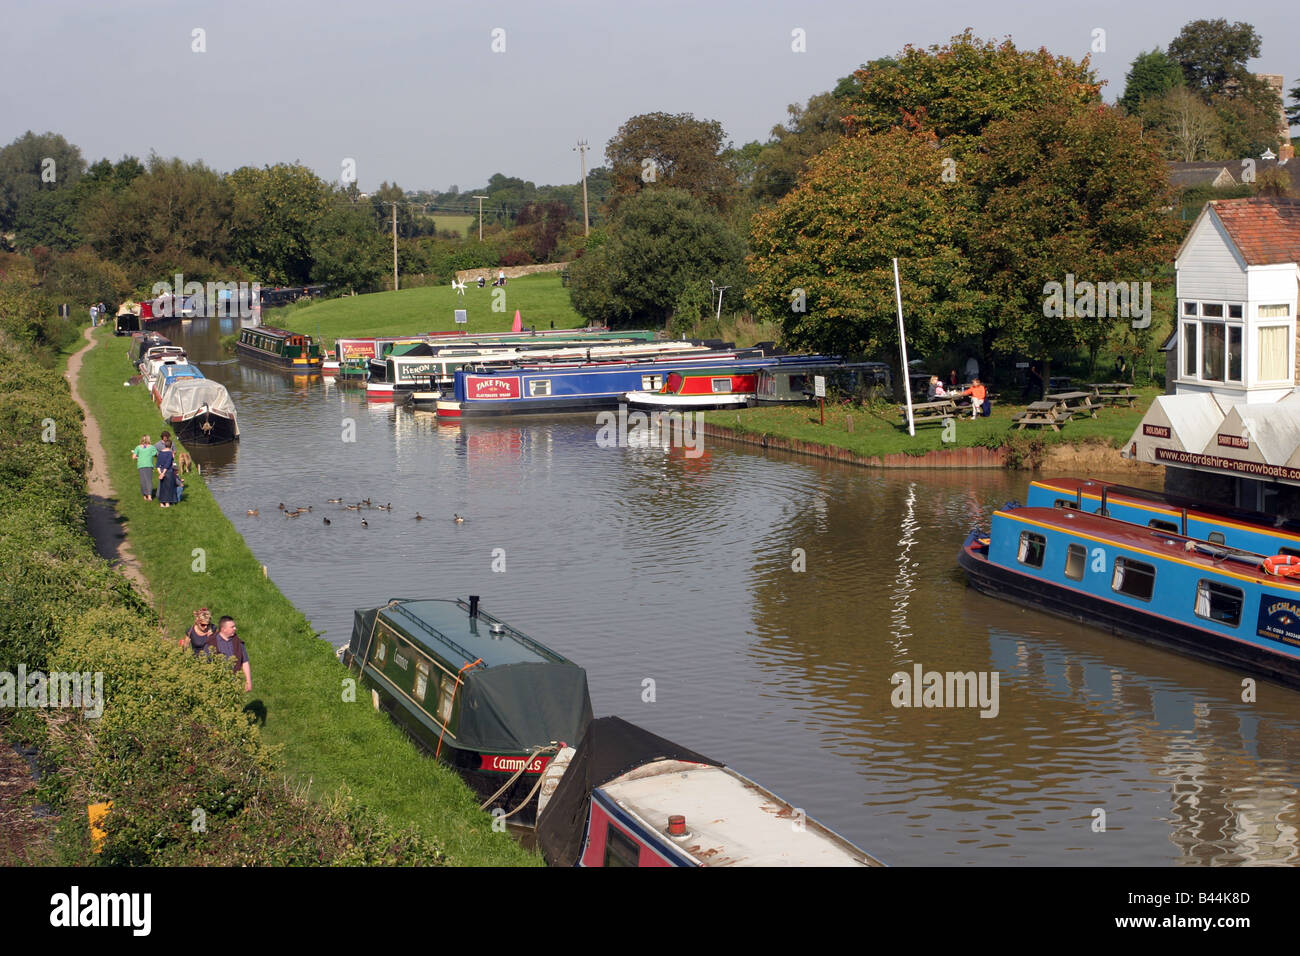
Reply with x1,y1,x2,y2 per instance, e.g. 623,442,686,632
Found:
206,616,252,692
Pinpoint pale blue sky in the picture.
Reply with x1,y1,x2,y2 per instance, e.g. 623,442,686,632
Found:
3,0,1296,191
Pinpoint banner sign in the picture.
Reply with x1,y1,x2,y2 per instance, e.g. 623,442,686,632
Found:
1257,594,1300,648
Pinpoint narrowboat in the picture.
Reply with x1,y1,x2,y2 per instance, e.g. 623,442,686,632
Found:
342,596,593,825
159,378,239,444
434,352,828,420
1026,477,1300,556
235,326,323,373
752,361,892,404
535,716,882,867
114,310,141,336
958,504,1300,688
130,331,175,366
151,363,204,405
624,368,760,409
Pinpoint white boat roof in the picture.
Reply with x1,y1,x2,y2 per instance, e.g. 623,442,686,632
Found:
600,760,878,866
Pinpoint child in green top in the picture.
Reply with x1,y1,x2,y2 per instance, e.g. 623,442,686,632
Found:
132,435,157,500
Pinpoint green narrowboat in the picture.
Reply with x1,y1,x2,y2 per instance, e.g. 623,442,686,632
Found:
235,326,323,373
343,596,593,825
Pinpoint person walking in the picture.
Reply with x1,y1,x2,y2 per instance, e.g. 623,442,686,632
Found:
132,434,157,500
156,437,178,508
208,616,251,692
183,608,215,652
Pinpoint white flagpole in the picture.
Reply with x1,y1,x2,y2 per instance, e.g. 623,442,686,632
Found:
894,258,914,437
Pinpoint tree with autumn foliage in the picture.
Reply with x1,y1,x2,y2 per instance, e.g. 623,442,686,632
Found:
604,112,739,214
746,129,987,359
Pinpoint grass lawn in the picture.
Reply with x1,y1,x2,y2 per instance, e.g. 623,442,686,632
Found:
703,386,1157,459
79,327,539,866
431,214,475,237
272,273,587,343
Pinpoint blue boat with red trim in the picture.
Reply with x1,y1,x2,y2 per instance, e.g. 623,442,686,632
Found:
958,503,1300,688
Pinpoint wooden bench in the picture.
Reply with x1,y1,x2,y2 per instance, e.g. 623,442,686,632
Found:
1011,401,1073,431
1044,390,1100,418
899,399,958,425
1087,383,1137,407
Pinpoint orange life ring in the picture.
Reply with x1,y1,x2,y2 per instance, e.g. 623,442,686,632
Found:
1263,554,1300,577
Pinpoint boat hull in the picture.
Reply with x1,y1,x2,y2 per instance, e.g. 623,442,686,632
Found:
235,342,322,374
168,412,239,445
624,390,751,410
957,536,1300,689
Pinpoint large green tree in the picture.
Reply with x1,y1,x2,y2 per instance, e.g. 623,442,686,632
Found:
746,129,982,358
0,132,85,232
751,91,849,202
228,163,332,284
310,205,387,294
604,112,739,213
1118,49,1184,114
569,188,744,328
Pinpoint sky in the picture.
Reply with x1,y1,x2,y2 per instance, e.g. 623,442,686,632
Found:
3,0,1297,192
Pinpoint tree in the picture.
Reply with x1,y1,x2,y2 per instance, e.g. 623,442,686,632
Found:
1118,49,1184,114
1140,87,1222,160
569,189,745,328
1167,19,1262,98
310,206,387,294
966,104,1178,366
751,91,849,201
228,163,332,284
746,129,983,359
0,132,86,232
604,113,739,213
41,248,131,307
1287,81,1300,127
1213,91,1284,159
840,31,1100,152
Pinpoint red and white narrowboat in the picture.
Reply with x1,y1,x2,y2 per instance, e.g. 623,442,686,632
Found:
624,368,759,410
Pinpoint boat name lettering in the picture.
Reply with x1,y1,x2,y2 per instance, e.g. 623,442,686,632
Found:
392,652,409,670
1142,424,1170,438
480,754,550,774
1155,448,1300,482
1217,434,1249,449
467,377,521,400
1256,594,1300,647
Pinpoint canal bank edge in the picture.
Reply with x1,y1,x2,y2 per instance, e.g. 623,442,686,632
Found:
75,327,539,866
700,420,1165,476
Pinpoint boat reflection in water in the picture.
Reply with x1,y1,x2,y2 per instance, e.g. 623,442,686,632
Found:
985,625,1300,864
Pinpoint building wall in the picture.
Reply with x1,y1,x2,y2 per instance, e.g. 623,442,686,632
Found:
1176,213,1248,301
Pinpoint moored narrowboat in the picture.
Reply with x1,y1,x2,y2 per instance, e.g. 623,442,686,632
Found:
151,362,204,404
624,368,760,410
342,596,592,825
160,378,239,444
535,716,882,867
958,504,1300,687
1026,477,1300,556
236,326,323,373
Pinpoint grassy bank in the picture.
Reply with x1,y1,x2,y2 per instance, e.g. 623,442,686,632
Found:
702,388,1155,461
79,327,538,866
272,273,586,341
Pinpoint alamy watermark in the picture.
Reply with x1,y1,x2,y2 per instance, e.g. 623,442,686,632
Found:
1042,274,1151,329
596,404,704,458
890,663,999,718
1,666,103,718
150,273,260,319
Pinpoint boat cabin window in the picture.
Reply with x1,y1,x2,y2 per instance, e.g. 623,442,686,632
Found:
414,659,430,703
1017,532,1046,569
1148,519,1179,533
1207,532,1225,545
1112,557,1155,601
437,676,455,724
641,374,663,391
529,379,552,397
1194,580,1243,627
1053,499,1077,509
604,824,641,868
374,639,388,668
711,377,733,394
788,374,807,395
1065,544,1086,581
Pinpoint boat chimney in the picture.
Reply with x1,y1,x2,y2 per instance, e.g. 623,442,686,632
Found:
1181,508,1188,537
667,814,689,838
1099,487,1109,518
469,595,480,619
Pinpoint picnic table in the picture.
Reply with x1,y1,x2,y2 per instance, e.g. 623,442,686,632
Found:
1011,400,1073,431
1044,390,1099,418
1086,382,1137,407
899,399,958,425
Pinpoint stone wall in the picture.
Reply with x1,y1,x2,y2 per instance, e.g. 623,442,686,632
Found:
455,262,569,283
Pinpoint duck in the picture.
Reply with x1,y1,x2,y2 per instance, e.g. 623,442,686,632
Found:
327,497,343,504
323,517,331,526
361,518,368,528
376,502,391,511
344,503,361,511
414,513,424,521
246,509,258,516
453,514,465,524
278,502,286,511
362,497,372,507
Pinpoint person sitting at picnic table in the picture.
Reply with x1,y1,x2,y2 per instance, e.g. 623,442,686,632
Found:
962,378,990,418
926,375,947,401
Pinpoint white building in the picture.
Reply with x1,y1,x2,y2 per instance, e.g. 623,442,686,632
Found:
1128,198,1300,512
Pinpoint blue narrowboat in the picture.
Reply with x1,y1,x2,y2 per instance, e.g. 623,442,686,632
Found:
435,353,840,420
959,505,1300,688
151,362,204,405
1026,477,1300,558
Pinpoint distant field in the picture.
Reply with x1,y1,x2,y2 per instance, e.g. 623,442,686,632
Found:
430,214,474,237
273,272,589,341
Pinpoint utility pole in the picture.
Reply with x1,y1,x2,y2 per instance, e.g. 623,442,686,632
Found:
391,203,399,291
574,139,590,236
710,280,729,323
473,195,489,241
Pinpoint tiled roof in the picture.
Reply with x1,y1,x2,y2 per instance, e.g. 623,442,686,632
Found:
1209,197,1300,266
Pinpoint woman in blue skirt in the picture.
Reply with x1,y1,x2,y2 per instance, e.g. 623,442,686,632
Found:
157,438,178,508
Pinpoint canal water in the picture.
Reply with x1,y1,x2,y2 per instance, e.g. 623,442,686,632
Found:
174,316,1300,865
